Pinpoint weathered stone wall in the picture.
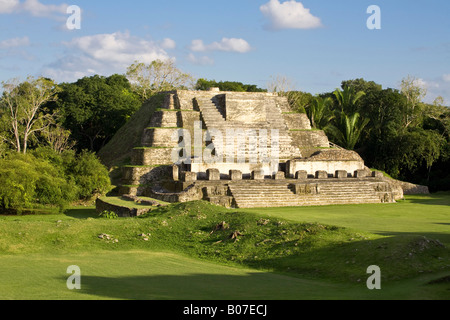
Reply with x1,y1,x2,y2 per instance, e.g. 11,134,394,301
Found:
384,178,429,195
146,184,203,202
121,165,172,186
131,148,175,166
289,130,330,149
286,160,365,178
148,110,180,128
141,128,180,148
283,113,312,130
95,198,151,217
191,162,280,178
225,95,268,123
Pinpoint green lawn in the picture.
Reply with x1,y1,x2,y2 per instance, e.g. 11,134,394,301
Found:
0,193,448,300
0,251,447,300
240,192,450,245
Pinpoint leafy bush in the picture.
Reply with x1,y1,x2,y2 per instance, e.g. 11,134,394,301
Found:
68,150,112,199
0,148,112,213
0,155,38,210
98,210,118,219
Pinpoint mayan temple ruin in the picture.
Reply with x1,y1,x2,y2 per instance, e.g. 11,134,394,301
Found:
97,87,415,214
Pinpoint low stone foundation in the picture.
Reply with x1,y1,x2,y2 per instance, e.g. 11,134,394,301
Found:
95,198,152,217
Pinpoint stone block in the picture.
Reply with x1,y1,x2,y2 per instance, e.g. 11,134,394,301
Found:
274,171,285,180
315,171,328,179
295,170,308,180
206,169,220,181
172,165,180,181
335,170,348,179
294,184,318,195
372,171,384,178
251,170,265,180
354,169,368,178
229,170,243,181
184,172,197,182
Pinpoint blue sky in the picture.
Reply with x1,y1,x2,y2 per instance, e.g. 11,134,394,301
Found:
1,0,449,103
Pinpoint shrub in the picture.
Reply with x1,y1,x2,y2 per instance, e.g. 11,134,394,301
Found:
98,210,118,219
0,148,112,213
0,155,38,210
68,150,112,199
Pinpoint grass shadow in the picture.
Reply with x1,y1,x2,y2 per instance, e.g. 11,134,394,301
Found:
64,207,98,219
404,192,450,206
66,268,450,301
66,273,368,301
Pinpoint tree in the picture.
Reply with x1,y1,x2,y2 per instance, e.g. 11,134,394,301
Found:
42,124,76,154
0,77,59,154
195,79,266,92
400,75,427,128
333,85,366,114
54,74,141,152
341,78,382,94
126,60,194,101
328,112,370,150
266,74,295,94
284,91,314,114
328,86,369,150
306,96,334,130
68,150,112,199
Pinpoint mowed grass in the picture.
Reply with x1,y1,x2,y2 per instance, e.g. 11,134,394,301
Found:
0,193,449,300
1,251,447,300
240,192,450,245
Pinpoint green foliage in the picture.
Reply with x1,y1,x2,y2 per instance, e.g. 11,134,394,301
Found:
68,150,112,199
0,155,38,210
195,78,267,92
53,74,141,152
327,112,370,150
0,147,111,213
99,210,118,219
333,85,366,114
0,152,75,211
284,91,313,114
306,96,334,129
1,77,59,154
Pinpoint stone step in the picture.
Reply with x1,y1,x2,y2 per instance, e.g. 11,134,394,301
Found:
233,196,382,203
234,199,383,208
228,180,386,208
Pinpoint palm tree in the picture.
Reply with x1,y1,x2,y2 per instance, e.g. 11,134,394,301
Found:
333,86,366,114
306,96,335,130
328,112,370,150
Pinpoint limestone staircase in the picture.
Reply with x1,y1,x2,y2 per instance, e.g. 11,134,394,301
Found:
196,97,301,160
228,180,391,208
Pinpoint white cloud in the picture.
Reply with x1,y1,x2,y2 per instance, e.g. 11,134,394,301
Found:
442,74,450,82
189,38,252,53
0,0,19,13
160,38,176,50
260,0,323,30
42,32,173,83
0,0,68,19
66,31,170,65
187,53,214,66
0,36,29,49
